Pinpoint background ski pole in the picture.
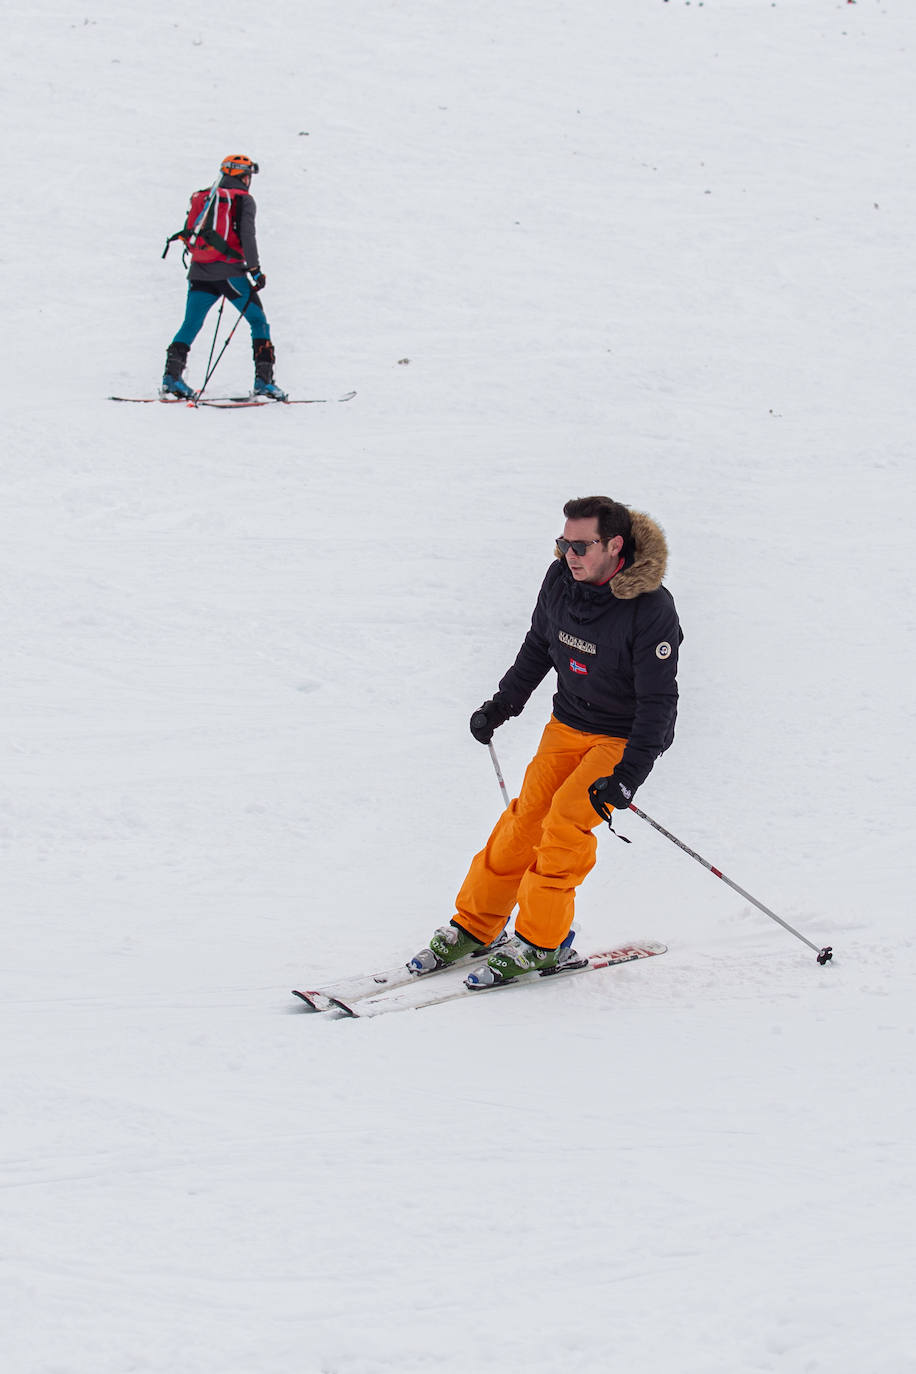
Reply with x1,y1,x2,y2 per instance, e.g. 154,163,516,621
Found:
200,296,225,390
622,803,833,965
487,742,511,810
193,288,254,404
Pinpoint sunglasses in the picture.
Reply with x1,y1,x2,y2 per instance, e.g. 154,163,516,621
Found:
556,536,603,557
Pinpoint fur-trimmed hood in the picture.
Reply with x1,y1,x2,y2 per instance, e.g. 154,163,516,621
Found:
610,509,669,600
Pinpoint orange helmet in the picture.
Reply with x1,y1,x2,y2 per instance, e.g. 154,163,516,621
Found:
220,154,259,178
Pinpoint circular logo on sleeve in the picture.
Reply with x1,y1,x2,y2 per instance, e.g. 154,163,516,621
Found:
656,641,672,660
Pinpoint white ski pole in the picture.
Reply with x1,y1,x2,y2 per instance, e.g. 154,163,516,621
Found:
623,802,833,965
487,742,511,810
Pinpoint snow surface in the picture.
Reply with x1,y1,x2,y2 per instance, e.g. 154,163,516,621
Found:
4,2,916,1371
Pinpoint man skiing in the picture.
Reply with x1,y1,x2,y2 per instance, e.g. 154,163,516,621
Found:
412,495,682,987
161,154,287,400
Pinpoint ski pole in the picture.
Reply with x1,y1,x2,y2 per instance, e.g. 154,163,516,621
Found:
487,742,511,810
193,288,254,404
201,296,225,389
621,803,833,965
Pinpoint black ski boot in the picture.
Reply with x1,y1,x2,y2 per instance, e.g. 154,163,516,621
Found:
252,338,288,400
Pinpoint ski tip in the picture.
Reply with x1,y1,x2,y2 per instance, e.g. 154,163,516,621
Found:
327,996,359,1018
291,989,329,1011
586,941,668,969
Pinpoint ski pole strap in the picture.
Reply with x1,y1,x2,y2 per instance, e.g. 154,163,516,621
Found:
605,813,631,844
594,797,630,840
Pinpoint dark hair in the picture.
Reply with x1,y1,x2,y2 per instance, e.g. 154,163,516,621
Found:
563,495,632,547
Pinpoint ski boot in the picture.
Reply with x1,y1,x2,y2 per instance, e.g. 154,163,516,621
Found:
466,929,579,989
408,921,508,975
161,342,196,399
252,338,288,401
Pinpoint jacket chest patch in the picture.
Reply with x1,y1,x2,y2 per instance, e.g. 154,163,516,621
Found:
569,658,589,675
559,630,597,656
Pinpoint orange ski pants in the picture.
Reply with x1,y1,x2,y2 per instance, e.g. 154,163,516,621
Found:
454,717,627,950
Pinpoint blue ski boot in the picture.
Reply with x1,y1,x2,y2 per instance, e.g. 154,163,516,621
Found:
252,338,288,401
253,378,289,401
160,373,195,399
161,342,195,399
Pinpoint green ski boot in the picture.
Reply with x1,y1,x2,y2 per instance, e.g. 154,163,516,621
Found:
408,921,505,975
466,930,579,988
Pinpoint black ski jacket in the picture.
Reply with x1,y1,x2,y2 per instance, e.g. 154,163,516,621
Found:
496,511,682,788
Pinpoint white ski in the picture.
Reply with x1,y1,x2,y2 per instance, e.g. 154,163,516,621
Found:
291,945,496,1011
327,942,667,1018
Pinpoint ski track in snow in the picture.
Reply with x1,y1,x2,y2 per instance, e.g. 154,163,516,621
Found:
3,2,916,1372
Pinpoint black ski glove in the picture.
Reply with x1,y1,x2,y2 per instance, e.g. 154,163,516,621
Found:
588,770,637,823
469,697,510,745
249,269,266,291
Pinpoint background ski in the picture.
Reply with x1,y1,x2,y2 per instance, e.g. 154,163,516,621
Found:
329,941,668,1018
200,391,357,407
108,390,356,407
291,942,496,1011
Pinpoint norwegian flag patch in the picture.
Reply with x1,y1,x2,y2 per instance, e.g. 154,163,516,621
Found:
569,658,588,675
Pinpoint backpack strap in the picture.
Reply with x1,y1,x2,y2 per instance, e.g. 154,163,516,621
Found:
162,227,187,260
196,220,245,261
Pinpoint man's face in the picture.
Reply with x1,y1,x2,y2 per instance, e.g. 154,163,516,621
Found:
559,516,623,585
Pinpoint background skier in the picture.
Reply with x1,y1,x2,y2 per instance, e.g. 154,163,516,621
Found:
161,154,286,400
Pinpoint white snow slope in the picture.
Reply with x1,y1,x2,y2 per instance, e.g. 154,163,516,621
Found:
3,2,916,1371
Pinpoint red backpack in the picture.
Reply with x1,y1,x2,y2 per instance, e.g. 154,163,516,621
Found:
163,185,248,265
